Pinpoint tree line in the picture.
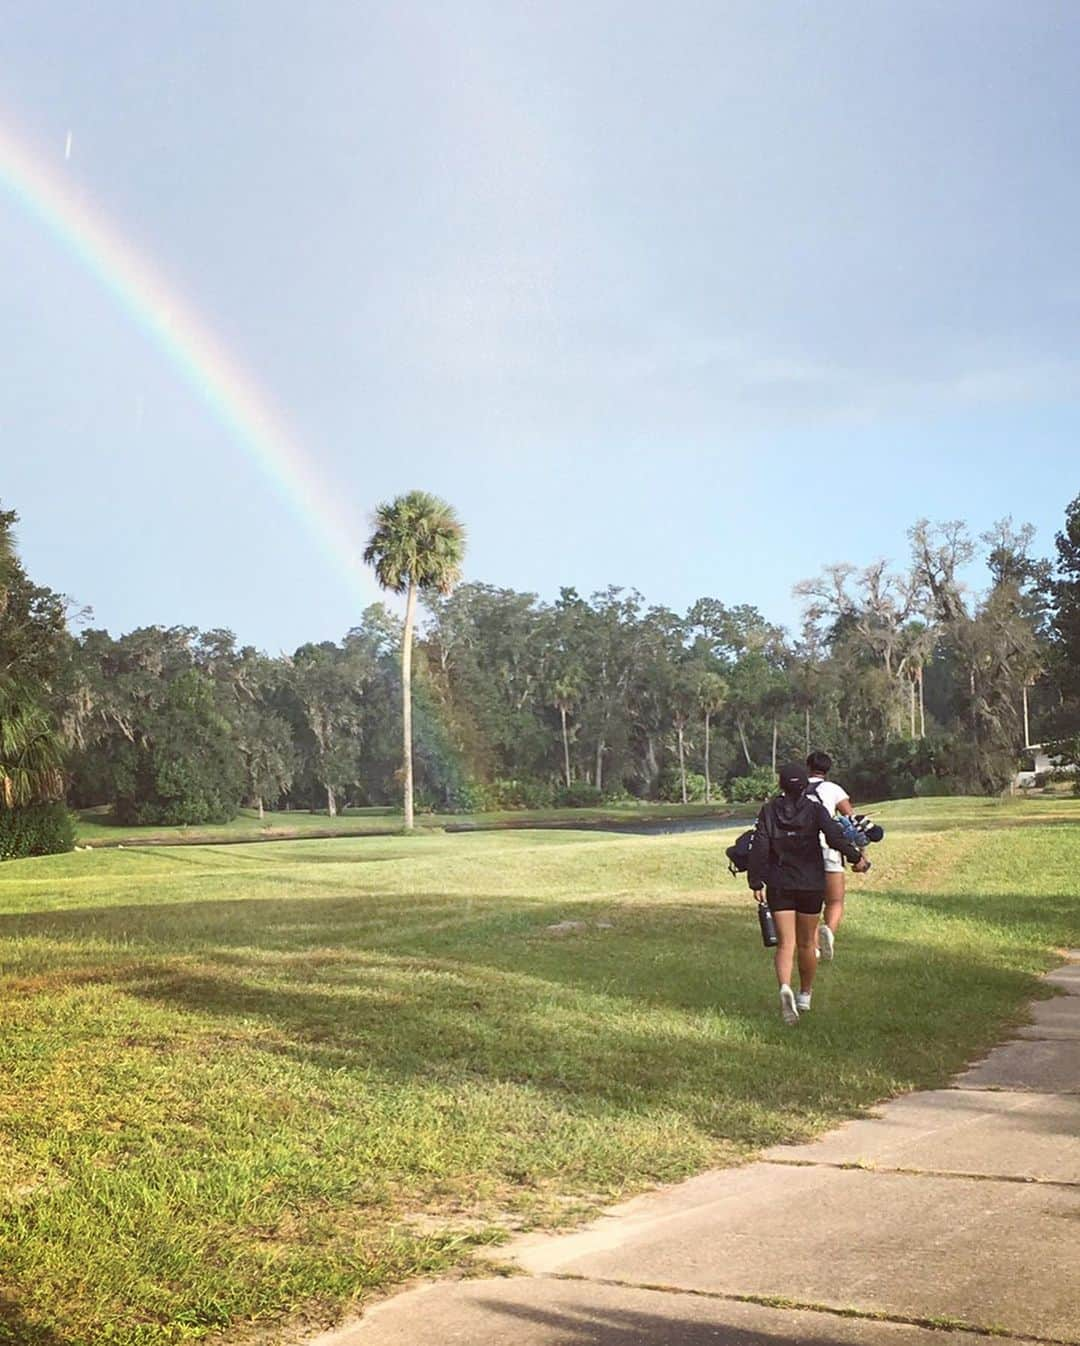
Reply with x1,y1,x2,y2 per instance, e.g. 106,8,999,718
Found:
2,491,1080,852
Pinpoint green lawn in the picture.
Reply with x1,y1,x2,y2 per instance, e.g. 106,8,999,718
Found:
75,800,735,846
1,797,1077,1345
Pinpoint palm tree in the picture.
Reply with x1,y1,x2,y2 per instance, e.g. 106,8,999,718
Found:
364,492,465,830
670,667,700,806
0,676,65,807
696,671,727,803
0,511,65,809
550,674,580,789
0,512,16,621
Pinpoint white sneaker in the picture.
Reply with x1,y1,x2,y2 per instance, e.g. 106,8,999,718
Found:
795,991,812,1013
818,926,835,962
779,985,800,1025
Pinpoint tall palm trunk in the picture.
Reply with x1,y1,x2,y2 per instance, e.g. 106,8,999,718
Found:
595,740,605,794
770,719,778,771
257,796,264,821
703,712,711,803
402,578,418,830
909,677,917,739
918,666,926,738
736,717,753,767
326,784,337,818
560,705,572,787
677,722,688,804
804,705,810,755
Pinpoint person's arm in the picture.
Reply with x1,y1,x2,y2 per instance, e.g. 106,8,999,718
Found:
818,804,865,868
746,807,770,895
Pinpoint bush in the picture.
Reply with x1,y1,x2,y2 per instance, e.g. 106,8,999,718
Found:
0,803,76,861
444,780,485,814
555,782,604,808
658,770,708,803
914,773,953,797
727,768,776,803
472,778,557,811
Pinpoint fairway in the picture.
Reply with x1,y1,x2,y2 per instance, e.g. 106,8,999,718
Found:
1,798,1077,1346
74,801,735,847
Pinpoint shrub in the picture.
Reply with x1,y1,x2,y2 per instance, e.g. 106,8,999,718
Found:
0,803,76,861
658,770,707,803
555,782,603,808
914,773,953,797
473,778,557,811
727,768,776,803
445,780,485,814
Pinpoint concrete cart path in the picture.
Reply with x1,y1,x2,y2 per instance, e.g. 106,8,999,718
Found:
318,953,1080,1346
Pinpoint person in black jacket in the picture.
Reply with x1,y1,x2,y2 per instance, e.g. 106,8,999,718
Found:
748,762,868,1024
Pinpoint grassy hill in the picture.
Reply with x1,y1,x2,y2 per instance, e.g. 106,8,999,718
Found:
1,795,1076,1345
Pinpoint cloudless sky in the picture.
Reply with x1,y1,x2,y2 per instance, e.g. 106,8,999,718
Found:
4,1,1079,652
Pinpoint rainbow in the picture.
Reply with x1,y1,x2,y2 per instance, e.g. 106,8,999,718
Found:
0,120,375,602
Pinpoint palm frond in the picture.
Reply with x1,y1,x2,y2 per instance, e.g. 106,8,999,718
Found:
363,490,466,597
0,675,66,807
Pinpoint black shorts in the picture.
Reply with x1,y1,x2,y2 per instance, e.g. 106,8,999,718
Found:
767,887,824,916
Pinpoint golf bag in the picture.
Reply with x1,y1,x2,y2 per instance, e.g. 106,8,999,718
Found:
727,809,884,878
726,827,757,876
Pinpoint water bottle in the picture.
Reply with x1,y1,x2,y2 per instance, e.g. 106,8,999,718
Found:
757,899,778,948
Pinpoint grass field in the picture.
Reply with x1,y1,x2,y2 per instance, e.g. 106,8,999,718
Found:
1,796,1077,1345
75,800,735,847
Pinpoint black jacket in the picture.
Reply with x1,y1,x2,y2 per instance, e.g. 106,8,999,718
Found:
747,792,863,892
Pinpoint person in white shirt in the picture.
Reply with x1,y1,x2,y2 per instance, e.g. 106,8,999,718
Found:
806,751,855,961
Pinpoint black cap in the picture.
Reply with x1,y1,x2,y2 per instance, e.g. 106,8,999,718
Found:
778,762,809,795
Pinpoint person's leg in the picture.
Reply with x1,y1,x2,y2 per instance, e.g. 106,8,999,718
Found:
822,870,845,934
818,867,845,960
772,909,797,989
797,911,821,994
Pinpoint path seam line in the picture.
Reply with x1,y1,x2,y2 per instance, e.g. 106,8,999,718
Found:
763,1158,1080,1189
542,1272,1070,1344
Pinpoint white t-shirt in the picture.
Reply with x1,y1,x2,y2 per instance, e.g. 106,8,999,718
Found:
808,776,850,855
808,777,849,816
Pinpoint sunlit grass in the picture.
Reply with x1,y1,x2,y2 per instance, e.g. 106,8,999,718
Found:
1,800,1077,1344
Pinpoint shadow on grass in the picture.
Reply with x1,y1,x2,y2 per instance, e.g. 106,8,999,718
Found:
0,1298,67,1346
0,889,1056,1141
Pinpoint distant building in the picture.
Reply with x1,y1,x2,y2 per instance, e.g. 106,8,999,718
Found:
1015,746,1076,788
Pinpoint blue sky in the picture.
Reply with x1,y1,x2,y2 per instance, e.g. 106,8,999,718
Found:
4,1,1079,651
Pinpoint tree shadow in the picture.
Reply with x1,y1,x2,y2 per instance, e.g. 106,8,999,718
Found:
0,888,1059,1140
0,1297,68,1346
460,1285,881,1345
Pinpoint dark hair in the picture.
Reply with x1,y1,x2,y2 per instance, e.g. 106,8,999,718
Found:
807,751,833,776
